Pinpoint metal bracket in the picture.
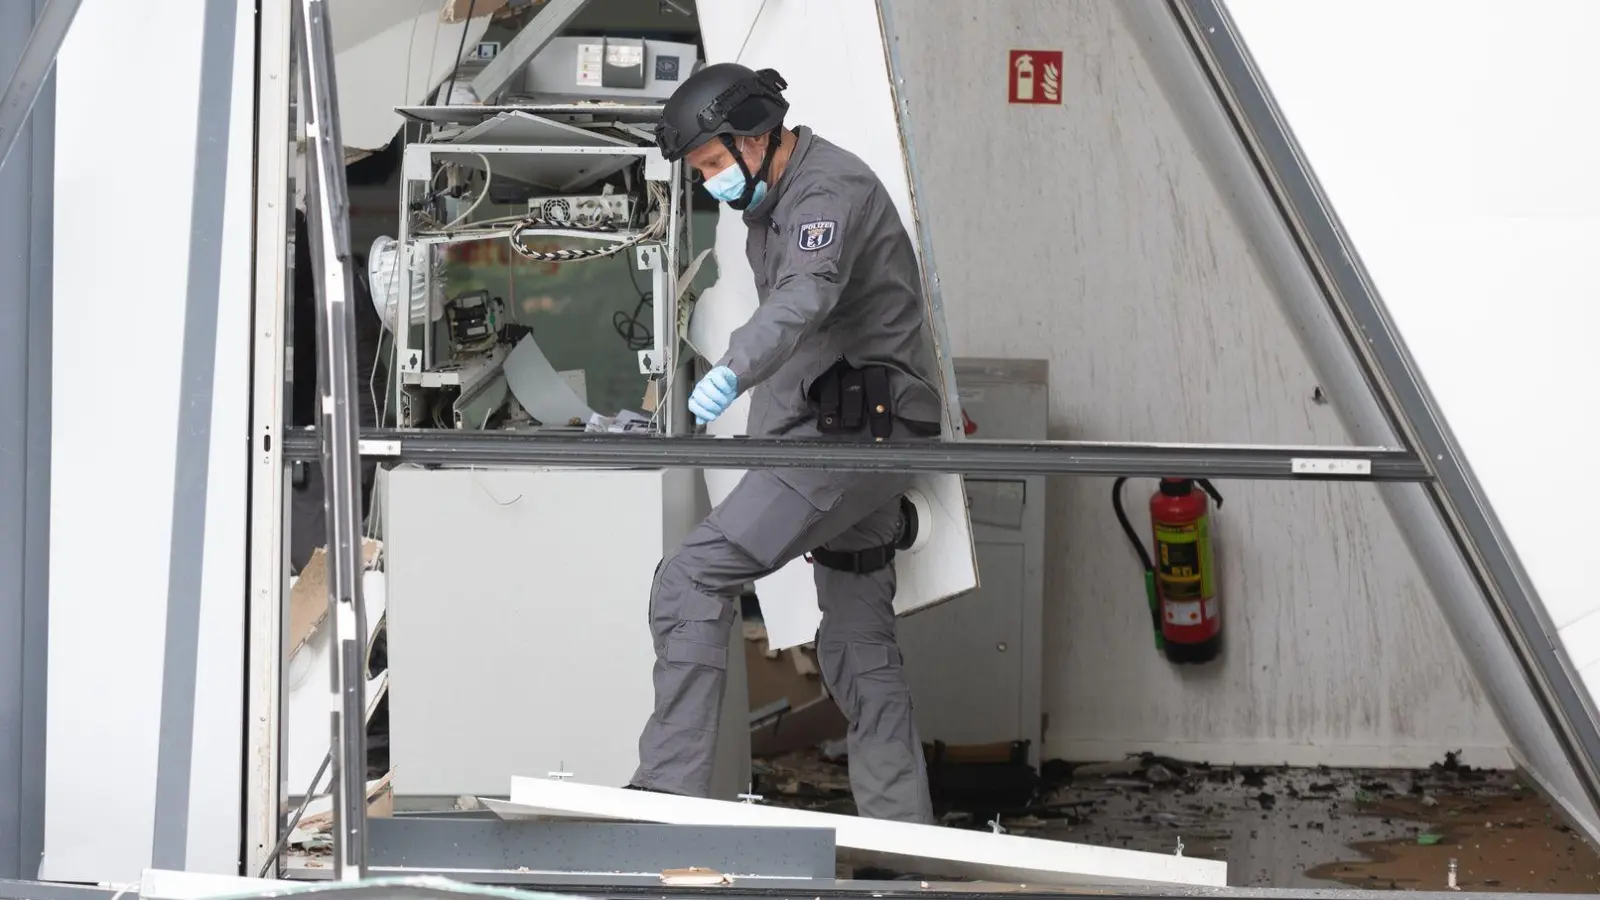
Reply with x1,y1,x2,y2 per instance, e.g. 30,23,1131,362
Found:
638,350,667,376
644,148,671,182
357,439,402,458
468,0,597,103
1290,457,1371,476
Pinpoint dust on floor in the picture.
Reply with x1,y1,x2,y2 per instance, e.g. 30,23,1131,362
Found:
754,749,1600,891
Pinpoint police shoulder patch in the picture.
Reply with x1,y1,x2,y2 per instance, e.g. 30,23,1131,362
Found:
797,220,837,252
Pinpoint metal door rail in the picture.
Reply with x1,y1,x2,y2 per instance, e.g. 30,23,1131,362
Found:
278,429,1428,481
293,0,371,880
0,876,1574,900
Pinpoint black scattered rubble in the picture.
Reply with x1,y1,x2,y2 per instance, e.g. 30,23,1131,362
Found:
754,746,1600,890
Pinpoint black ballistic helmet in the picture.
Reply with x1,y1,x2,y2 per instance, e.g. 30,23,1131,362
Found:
655,63,789,210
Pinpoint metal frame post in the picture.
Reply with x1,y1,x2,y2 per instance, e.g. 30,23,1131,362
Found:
149,0,240,871
292,0,371,880
245,0,295,877
0,0,80,174
0,0,56,880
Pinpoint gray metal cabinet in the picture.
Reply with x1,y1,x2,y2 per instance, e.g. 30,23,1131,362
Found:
898,358,1048,763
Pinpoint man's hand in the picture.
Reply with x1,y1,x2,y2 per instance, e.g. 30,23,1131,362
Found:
688,366,739,425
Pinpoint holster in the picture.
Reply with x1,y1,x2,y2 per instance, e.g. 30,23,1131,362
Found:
813,360,895,441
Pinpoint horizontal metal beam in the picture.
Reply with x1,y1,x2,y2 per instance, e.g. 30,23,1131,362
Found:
278,429,1430,481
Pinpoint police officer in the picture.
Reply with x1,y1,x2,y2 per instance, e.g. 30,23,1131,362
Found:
628,63,943,825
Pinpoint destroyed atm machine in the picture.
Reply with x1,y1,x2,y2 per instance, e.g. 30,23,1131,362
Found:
355,28,983,806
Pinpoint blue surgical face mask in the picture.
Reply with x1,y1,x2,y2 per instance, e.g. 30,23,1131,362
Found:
704,162,767,207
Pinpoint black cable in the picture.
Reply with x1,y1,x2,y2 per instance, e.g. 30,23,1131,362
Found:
606,161,665,351
612,252,654,351
1112,476,1165,647
612,298,653,351
256,750,331,877
1111,477,1154,573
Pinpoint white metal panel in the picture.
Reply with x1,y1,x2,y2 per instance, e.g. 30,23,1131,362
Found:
690,0,979,651
382,466,750,800
329,0,493,152
451,111,636,146
140,869,273,900
43,0,253,882
1223,0,1600,831
502,777,1227,887
878,0,1513,769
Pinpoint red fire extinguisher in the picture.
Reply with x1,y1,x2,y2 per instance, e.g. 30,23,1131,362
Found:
1112,477,1225,665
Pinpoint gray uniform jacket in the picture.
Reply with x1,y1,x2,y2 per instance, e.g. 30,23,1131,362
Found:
715,126,943,443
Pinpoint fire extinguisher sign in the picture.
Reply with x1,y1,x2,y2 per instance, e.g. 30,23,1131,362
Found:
1008,49,1063,105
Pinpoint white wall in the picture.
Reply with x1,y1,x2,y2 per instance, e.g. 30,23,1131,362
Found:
1225,0,1600,714
1221,0,1600,824
876,0,1512,768
43,0,254,882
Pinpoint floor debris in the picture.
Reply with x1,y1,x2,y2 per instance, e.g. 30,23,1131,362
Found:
287,770,396,851
755,747,1600,891
660,867,733,886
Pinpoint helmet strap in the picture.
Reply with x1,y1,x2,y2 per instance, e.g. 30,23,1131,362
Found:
720,128,782,211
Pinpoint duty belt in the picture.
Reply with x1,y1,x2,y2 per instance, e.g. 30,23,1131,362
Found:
808,544,896,574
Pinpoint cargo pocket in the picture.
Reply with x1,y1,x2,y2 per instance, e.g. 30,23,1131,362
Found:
711,472,829,569
650,551,731,641
665,631,727,669
850,642,904,678
665,584,729,670
660,589,730,733
847,642,909,719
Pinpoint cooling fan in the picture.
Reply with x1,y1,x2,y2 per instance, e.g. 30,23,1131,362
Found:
526,193,633,229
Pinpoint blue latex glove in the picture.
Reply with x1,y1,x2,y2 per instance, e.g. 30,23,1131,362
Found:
688,366,739,425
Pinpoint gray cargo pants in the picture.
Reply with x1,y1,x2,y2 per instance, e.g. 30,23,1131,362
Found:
631,467,935,824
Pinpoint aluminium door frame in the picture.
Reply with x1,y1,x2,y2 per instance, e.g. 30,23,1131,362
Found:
253,0,1600,876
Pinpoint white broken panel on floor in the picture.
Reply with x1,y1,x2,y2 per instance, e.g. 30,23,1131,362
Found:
502,777,1225,887
140,868,276,900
